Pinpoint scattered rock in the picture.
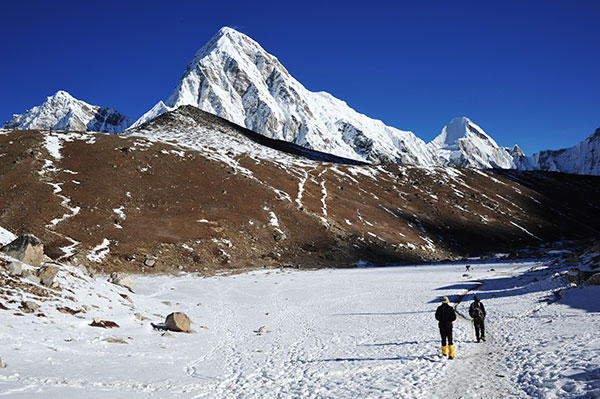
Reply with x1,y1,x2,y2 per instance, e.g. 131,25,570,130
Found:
119,293,133,303
0,234,44,267
57,306,83,315
256,325,268,335
135,312,150,321
143,257,156,267
165,312,191,333
7,261,23,277
161,332,176,338
108,272,134,291
90,318,120,328
25,272,41,285
104,337,128,344
0,357,3,368
38,266,59,287
20,301,40,313
273,230,286,242
585,273,600,286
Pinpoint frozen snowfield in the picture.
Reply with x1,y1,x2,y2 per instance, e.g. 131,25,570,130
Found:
0,260,598,398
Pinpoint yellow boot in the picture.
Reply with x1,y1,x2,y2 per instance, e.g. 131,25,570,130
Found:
448,345,455,359
442,345,447,356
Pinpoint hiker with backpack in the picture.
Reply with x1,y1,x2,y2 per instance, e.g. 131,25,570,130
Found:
469,295,487,342
435,296,457,359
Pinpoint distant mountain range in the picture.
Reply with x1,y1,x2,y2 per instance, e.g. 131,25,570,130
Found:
3,27,598,175
3,90,132,134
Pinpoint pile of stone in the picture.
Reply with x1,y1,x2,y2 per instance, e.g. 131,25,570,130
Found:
1,234,60,288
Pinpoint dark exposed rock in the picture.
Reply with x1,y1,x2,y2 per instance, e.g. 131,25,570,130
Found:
90,318,120,328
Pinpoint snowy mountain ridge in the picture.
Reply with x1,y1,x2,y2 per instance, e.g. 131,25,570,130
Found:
3,28,598,175
3,90,133,134
132,27,439,166
521,128,600,175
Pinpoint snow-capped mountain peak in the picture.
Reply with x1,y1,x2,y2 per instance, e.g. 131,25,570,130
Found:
132,27,437,165
429,117,515,169
3,90,133,133
523,128,600,175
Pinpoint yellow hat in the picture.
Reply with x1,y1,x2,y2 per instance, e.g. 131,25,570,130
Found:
441,296,449,303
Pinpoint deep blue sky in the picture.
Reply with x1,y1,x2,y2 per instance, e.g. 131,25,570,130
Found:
2,0,599,154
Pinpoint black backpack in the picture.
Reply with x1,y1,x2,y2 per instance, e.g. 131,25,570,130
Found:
471,302,483,319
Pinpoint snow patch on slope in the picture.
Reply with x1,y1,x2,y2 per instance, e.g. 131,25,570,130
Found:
0,226,16,246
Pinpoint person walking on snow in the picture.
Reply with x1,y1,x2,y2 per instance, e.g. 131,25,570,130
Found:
435,296,457,359
469,295,487,342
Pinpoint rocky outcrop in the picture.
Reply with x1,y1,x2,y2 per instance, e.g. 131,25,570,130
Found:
1,234,44,267
108,272,134,291
6,261,23,277
165,312,191,333
38,266,59,287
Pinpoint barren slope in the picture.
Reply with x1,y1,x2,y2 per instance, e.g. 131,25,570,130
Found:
1,110,599,273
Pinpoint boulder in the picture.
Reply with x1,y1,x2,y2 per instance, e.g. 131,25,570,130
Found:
21,300,40,313
0,234,44,267
165,312,191,333
90,318,120,328
7,261,23,277
143,257,156,267
25,272,41,285
38,266,59,287
108,272,134,291
273,230,286,242
585,273,600,286
257,325,268,335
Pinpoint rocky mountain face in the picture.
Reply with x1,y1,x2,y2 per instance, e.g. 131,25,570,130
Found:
429,117,516,169
2,107,600,273
3,91,133,133
132,27,438,166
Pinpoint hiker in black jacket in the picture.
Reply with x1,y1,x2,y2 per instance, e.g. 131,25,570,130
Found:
469,295,487,342
435,296,457,359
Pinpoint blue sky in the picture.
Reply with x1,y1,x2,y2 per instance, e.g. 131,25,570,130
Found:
1,0,599,154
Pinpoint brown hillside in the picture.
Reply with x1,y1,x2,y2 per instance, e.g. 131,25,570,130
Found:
1,110,599,274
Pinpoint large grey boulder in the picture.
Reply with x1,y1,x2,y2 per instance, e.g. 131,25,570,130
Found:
0,234,44,267
165,312,191,333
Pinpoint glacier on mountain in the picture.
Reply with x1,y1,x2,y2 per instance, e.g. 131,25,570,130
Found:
3,91,133,133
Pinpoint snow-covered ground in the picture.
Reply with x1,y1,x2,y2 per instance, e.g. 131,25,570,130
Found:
0,260,598,398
